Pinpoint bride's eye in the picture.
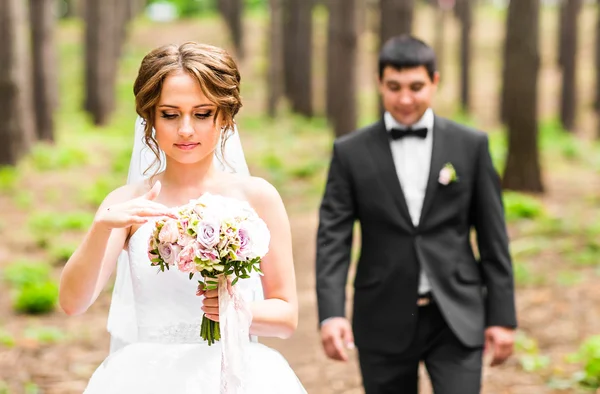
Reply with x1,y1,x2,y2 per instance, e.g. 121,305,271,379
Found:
160,112,178,120
195,111,213,120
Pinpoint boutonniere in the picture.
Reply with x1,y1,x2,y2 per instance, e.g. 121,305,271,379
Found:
438,163,458,185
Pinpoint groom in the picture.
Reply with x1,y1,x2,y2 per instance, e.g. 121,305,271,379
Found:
315,35,517,393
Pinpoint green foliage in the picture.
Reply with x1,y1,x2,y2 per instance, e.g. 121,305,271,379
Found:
2,261,58,314
513,261,545,287
23,326,66,345
2,261,51,288
49,242,78,265
0,381,8,394
539,119,582,161
28,211,94,247
23,382,40,394
79,176,121,208
13,191,33,210
503,191,546,222
509,237,547,259
514,331,550,373
555,271,583,286
0,329,15,348
28,143,88,171
14,281,59,314
568,335,600,389
487,131,506,175
0,166,20,192
148,0,218,17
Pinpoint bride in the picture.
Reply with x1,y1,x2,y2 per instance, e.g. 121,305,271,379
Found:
59,41,306,393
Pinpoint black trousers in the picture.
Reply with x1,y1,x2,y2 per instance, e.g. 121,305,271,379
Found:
358,301,483,394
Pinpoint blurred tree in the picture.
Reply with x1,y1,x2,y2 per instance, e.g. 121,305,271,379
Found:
595,0,600,119
29,0,58,142
501,0,543,192
378,0,415,115
326,0,358,136
266,0,283,117
456,0,472,113
0,0,35,165
560,0,581,132
217,0,244,59
283,0,314,117
433,0,452,83
379,0,414,43
84,0,129,125
558,0,566,68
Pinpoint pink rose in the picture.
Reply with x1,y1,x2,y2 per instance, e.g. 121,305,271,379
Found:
196,247,219,263
196,219,220,249
177,244,198,273
438,167,452,185
158,243,181,266
237,227,251,259
178,233,195,247
159,220,179,243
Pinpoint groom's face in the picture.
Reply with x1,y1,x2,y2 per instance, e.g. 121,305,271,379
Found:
378,65,439,126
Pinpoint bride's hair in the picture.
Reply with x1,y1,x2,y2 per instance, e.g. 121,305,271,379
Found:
133,42,242,175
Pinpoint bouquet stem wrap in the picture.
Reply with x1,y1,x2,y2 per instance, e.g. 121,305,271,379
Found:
218,275,252,394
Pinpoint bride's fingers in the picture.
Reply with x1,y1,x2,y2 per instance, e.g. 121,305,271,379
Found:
203,289,218,299
202,297,218,308
131,208,176,218
202,306,219,316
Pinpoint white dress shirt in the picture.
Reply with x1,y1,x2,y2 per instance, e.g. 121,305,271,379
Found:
384,108,434,295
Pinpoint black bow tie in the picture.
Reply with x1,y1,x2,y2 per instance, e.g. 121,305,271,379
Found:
389,127,428,140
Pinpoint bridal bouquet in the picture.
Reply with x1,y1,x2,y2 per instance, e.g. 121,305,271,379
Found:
147,193,270,345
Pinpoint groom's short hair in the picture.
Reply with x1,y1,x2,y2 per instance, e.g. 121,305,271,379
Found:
378,35,437,81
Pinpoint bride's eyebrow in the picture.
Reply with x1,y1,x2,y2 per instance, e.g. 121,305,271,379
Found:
157,104,214,109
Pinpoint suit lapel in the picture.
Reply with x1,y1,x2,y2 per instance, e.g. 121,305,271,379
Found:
368,120,415,230
419,115,450,227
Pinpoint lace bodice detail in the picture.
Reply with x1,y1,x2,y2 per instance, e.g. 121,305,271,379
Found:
127,222,263,344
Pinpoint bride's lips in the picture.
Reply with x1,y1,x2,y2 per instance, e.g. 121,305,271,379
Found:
174,142,200,151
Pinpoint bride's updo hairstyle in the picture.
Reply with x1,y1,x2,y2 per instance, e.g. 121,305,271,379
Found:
133,42,242,174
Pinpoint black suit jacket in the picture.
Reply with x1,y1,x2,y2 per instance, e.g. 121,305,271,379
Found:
315,115,517,354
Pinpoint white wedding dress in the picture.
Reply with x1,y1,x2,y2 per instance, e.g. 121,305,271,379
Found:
84,221,307,393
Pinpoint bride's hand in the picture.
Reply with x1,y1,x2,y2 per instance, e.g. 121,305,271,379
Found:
95,181,177,230
197,277,234,322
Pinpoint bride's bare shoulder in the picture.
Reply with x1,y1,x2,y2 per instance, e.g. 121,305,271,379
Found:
100,181,151,207
239,176,283,208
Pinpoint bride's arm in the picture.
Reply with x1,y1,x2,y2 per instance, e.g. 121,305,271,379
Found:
246,178,299,339
59,182,171,316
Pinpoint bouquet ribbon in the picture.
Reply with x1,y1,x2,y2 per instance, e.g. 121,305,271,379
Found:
218,275,253,394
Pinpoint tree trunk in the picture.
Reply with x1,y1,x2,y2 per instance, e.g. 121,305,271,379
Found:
433,6,446,84
560,0,581,132
595,0,600,132
29,0,58,142
558,1,567,68
379,0,414,45
0,0,35,165
327,0,358,136
378,0,415,115
501,0,543,193
84,0,123,126
457,0,472,112
218,0,244,60
267,0,284,117
283,0,313,117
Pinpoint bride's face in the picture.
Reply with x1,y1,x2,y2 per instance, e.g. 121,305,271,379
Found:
154,70,221,165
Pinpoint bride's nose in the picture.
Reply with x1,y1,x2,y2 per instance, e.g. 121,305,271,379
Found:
178,117,195,137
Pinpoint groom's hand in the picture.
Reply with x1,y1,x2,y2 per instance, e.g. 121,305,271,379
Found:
320,317,355,362
485,326,515,367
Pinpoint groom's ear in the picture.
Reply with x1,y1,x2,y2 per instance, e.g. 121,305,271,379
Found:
431,71,441,87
